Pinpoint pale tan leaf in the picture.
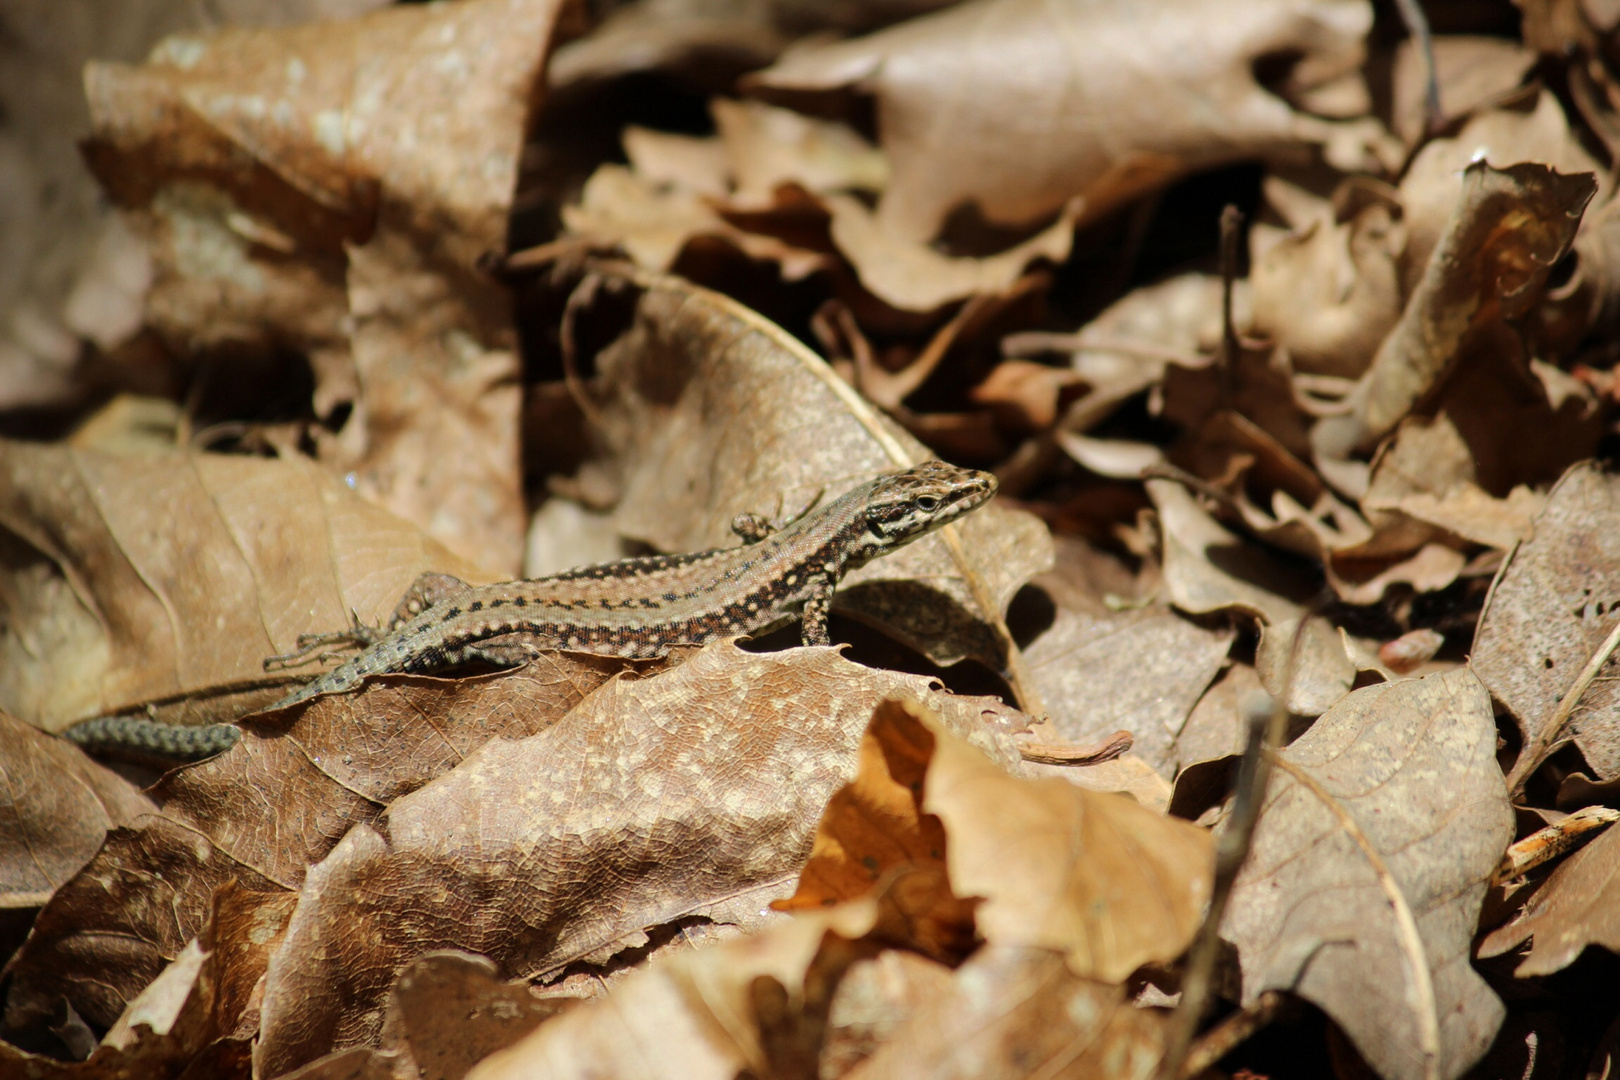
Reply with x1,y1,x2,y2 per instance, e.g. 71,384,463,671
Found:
747,0,1378,245
1223,668,1514,1080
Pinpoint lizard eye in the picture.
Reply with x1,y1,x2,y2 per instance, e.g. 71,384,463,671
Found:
914,495,941,512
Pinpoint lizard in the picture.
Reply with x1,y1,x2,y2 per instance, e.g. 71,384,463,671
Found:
64,460,997,761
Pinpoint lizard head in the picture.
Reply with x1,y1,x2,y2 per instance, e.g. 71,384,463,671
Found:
856,460,997,551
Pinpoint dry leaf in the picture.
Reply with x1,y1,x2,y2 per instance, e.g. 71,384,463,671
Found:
0,442,492,733
251,645,1021,1075
0,709,154,908
1250,183,1404,379
83,0,568,572
781,696,1212,980
1312,162,1596,459
1222,668,1515,1080
1473,461,1620,782
1390,36,1537,147
1398,91,1604,290
583,264,1053,678
1147,478,1312,626
1024,607,1232,775
844,945,1168,1080
1479,818,1620,975
748,0,1379,245
2,652,626,1034
465,900,883,1080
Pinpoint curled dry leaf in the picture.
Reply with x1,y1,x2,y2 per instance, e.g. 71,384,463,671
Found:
1250,181,1404,379
1398,91,1604,290
1473,462,1620,784
83,0,568,571
1312,162,1595,460
584,263,1053,680
0,710,154,908
251,645,1022,1076
1479,818,1620,976
783,698,1213,983
2,652,627,1034
1222,668,1514,1080
0,441,492,734
1147,477,1312,626
748,0,1378,246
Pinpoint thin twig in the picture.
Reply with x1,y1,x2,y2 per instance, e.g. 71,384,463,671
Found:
1177,991,1287,1079
1017,730,1133,766
1394,0,1443,139
1154,619,1301,1080
1217,205,1243,405
1507,618,1620,798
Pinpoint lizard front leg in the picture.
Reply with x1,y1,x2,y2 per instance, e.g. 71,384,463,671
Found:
799,578,835,647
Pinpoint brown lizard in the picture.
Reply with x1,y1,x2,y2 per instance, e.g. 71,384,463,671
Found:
65,460,996,760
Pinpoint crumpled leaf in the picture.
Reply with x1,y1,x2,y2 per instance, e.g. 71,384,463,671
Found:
1473,461,1620,783
2,651,625,1034
1312,162,1595,459
1009,272,1226,435
1390,36,1537,147
0,710,154,908
1222,668,1515,1080
1250,181,1404,379
783,698,1212,982
583,263,1053,684
1479,818,1620,976
748,0,1381,246
251,644,1022,1076
83,0,569,572
0,441,492,733
1147,477,1312,626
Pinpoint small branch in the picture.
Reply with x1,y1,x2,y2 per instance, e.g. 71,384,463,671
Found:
1154,617,1299,1080
1507,618,1620,798
1217,204,1244,405
1394,0,1443,139
1018,730,1133,766
1177,991,1287,1079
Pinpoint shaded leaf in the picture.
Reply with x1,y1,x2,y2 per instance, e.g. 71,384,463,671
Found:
83,0,570,571
748,0,1381,245
1473,461,1620,783
1222,668,1514,1080
0,710,154,908
3,652,624,1033
1479,820,1620,976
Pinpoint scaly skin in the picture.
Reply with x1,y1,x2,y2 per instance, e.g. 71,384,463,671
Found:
63,460,996,761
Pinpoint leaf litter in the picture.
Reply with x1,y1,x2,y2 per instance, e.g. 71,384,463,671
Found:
6,0,1620,1076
